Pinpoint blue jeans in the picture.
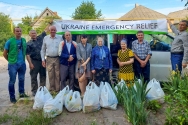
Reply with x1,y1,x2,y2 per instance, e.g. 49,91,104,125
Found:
171,54,183,72
8,62,26,99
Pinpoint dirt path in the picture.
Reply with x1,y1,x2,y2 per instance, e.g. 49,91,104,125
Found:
0,57,166,125
0,57,7,73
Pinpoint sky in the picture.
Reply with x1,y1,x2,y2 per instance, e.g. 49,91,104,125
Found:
0,0,187,24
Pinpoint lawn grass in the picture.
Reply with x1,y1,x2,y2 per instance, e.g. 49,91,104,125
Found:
0,51,3,56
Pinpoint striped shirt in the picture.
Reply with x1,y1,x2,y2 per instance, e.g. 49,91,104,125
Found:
132,40,152,59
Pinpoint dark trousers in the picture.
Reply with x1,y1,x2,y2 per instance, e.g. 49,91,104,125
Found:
60,64,75,90
133,59,150,84
94,68,110,86
171,53,183,72
30,59,46,93
8,62,26,99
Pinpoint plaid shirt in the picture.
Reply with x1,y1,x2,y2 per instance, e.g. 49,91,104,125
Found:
132,40,152,59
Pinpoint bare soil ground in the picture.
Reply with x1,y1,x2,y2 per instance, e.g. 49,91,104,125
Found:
0,100,166,125
0,57,166,125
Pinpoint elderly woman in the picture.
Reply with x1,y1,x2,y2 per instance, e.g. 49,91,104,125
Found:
117,38,134,84
91,37,113,86
76,35,92,96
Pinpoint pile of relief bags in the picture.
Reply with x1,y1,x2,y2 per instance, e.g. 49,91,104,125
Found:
32,78,165,118
33,81,118,118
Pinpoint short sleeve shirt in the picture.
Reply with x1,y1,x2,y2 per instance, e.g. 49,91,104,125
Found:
26,32,46,61
4,39,24,64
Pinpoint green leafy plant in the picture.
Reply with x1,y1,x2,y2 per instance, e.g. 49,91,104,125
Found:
0,110,53,125
146,100,162,113
164,71,188,125
113,78,149,125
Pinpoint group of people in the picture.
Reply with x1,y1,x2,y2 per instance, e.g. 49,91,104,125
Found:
3,19,188,104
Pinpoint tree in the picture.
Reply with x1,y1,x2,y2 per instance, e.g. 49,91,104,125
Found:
35,15,61,34
72,1,102,20
33,13,39,23
182,0,188,6
0,12,14,51
17,15,32,34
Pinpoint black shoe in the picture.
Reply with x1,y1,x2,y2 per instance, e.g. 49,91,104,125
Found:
19,93,29,98
10,98,17,104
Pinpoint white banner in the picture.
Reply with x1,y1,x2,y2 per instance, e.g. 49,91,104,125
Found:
53,19,168,34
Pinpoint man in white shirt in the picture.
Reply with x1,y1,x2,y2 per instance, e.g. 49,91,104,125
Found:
41,26,63,92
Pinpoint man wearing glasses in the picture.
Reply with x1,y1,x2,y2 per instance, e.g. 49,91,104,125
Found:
58,31,77,90
41,26,63,92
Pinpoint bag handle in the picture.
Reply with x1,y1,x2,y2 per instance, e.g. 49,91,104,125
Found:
37,86,43,92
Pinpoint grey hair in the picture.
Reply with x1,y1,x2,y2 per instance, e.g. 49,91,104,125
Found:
181,20,188,27
29,30,37,34
97,37,104,44
49,25,57,30
64,30,72,37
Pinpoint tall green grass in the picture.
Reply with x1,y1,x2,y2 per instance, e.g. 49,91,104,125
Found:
163,71,188,124
113,78,149,125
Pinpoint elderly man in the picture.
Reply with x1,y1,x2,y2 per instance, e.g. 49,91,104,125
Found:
58,31,77,90
168,20,188,72
3,27,29,103
41,26,63,92
26,25,50,96
132,30,152,84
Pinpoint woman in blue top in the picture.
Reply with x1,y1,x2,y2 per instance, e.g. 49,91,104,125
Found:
91,37,113,86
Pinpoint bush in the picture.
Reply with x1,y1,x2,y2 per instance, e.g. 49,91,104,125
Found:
113,79,149,125
163,71,188,124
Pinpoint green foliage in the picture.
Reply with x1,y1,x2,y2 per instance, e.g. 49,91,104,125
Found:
113,79,149,125
181,0,188,6
164,71,188,124
0,110,53,125
17,15,33,34
17,23,32,35
0,12,14,51
146,100,162,113
36,15,61,34
72,1,102,20
0,51,3,56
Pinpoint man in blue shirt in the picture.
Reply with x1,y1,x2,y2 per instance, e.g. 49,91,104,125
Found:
3,27,29,103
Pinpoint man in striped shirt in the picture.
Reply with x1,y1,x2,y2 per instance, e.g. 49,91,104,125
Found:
132,30,152,84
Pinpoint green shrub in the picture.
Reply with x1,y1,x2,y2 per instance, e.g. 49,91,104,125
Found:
113,78,149,125
146,100,162,113
164,71,188,125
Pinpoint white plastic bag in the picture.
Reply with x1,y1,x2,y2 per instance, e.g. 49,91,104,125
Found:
33,86,53,109
99,81,105,93
146,78,165,101
100,82,118,110
43,90,64,118
65,90,82,112
83,81,100,113
61,85,69,105
133,79,142,91
115,79,126,91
